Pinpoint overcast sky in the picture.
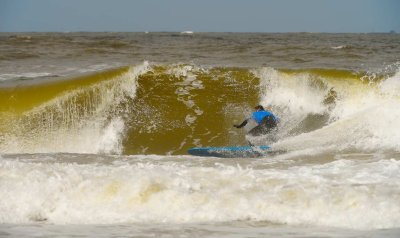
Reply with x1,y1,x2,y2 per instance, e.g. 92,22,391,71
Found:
1,0,399,33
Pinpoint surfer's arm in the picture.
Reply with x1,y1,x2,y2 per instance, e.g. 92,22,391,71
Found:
234,119,249,128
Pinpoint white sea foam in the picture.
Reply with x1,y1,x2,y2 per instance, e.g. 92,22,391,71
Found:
331,45,347,50
0,156,399,229
379,70,400,97
253,67,331,142
255,67,328,116
255,67,400,153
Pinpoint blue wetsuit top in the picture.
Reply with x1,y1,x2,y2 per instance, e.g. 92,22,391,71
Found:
252,110,276,124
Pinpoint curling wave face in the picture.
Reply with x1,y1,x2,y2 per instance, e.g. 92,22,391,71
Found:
1,62,399,155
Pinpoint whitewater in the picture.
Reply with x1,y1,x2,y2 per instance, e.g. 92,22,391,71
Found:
0,32,399,237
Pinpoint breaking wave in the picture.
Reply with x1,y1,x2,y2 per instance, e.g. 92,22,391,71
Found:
0,62,399,155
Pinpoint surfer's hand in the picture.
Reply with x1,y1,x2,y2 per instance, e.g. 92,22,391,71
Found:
233,125,240,128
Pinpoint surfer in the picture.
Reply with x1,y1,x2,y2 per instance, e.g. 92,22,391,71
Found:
234,105,279,136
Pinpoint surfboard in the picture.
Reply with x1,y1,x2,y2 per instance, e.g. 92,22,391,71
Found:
187,145,271,158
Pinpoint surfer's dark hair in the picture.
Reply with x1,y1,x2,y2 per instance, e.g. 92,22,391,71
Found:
255,105,265,111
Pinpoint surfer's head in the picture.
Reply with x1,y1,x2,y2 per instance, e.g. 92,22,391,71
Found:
254,105,264,111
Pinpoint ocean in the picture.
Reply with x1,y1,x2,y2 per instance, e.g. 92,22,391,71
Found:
0,32,399,237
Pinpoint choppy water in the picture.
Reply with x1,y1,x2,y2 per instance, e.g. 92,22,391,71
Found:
0,32,400,237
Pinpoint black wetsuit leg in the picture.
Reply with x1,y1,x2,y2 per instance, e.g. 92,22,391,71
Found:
262,115,277,129
248,125,267,136
247,115,277,136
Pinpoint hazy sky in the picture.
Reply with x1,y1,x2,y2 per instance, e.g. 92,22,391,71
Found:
1,0,399,33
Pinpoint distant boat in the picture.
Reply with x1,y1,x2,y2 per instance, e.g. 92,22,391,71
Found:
181,31,194,34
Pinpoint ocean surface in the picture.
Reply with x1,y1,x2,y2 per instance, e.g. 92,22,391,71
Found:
0,32,400,237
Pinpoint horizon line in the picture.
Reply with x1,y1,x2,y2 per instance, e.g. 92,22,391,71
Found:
0,30,398,34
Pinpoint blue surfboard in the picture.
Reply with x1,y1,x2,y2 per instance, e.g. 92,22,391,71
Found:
187,145,271,158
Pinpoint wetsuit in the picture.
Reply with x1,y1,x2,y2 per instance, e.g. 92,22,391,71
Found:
235,110,278,136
